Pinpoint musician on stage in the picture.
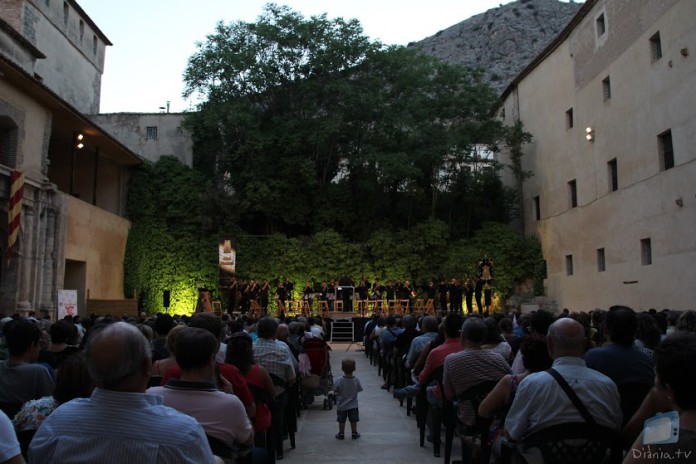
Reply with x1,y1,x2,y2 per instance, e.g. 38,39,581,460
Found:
227,276,238,314
385,280,396,303
372,279,385,300
465,278,475,314
302,281,314,310
448,278,463,313
276,281,288,314
438,279,448,313
259,279,270,312
423,280,437,304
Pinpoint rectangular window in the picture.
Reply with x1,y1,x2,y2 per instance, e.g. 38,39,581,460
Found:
568,180,577,208
534,196,540,221
658,130,674,170
608,159,618,191
566,108,574,129
93,35,98,56
641,238,652,266
79,20,84,42
602,76,611,100
597,248,606,272
650,32,662,62
63,2,68,26
146,126,158,140
566,255,574,276
596,13,606,37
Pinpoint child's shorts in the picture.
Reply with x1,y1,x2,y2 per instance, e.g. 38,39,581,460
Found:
337,408,359,423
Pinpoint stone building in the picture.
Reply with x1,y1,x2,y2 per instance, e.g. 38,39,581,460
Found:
496,0,696,311
90,112,193,166
0,0,142,316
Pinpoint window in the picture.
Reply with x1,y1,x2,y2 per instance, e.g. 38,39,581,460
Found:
0,117,19,168
79,20,84,42
597,248,606,272
641,238,652,266
63,2,68,27
650,32,662,62
566,255,574,276
568,180,577,208
566,108,574,129
607,159,618,191
596,13,606,37
92,35,98,56
658,130,674,170
534,196,540,221
146,126,158,140
602,76,611,100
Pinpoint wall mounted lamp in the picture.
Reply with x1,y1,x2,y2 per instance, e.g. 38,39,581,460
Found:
586,127,595,142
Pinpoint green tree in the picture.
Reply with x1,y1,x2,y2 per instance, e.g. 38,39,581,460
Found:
183,4,507,241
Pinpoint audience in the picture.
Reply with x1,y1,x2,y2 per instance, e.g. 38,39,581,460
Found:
13,352,94,433
481,316,512,362
0,410,24,464
36,320,79,369
585,306,654,387
443,317,511,427
150,324,186,377
29,322,217,463
624,333,696,463
405,315,439,369
0,319,54,414
504,318,622,442
148,327,259,462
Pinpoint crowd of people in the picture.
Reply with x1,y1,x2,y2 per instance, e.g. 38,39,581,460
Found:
0,305,695,463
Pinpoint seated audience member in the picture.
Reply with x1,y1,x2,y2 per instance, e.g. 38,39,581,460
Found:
504,318,622,441
226,333,275,436
13,353,94,432
510,310,555,375
443,317,511,427
624,333,696,463
634,313,662,357
482,317,512,362
37,320,80,369
162,314,256,419
395,315,419,362
29,322,216,463
253,317,296,393
498,317,518,346
479,334,552,458
676,310,696,333
148,328,257,460
405,315,439,369
0,319,54,410
151,314,176,361
150,324,185,377
1,410,24,464
585,306,654,388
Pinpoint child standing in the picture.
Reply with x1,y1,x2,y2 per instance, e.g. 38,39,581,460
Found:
334,358,363,439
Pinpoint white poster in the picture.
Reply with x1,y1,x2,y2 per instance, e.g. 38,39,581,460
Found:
57,289,78,319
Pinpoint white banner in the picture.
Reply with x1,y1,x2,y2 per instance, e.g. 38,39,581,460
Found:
57,289,78,319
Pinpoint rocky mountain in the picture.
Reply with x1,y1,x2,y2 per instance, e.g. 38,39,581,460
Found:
409,0,583,94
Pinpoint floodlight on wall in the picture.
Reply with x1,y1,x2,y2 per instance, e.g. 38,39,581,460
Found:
75,132,85,149
586,127,595,142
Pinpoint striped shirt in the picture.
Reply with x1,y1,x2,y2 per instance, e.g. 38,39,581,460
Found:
29,388,217,464
253,338,296,389
443,348,511,426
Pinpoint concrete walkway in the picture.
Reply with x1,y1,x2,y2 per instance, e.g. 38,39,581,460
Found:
280,342,458,464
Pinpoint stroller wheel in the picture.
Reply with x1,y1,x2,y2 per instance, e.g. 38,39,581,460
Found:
323,399,329,410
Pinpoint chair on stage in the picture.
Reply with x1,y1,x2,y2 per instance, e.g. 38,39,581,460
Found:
249,301,263,317
423,299,436,315
413,299,424,313
401,299,411,314
317,300,329,317
333,300,344,313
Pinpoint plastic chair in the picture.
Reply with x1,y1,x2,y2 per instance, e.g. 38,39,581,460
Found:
500,422,622,464
442,380,498,464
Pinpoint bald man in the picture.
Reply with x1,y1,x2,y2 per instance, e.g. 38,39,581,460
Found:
504,318,622,441
29,322,216,464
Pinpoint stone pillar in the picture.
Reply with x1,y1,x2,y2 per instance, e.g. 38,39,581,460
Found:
39,205,58,314
16,198,34,313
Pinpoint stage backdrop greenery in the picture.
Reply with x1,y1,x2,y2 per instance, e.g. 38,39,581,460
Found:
125,158,543,315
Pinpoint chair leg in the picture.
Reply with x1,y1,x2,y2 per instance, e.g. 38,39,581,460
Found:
444,426,454,464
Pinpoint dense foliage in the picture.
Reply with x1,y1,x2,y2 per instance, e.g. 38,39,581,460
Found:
183,4,508,241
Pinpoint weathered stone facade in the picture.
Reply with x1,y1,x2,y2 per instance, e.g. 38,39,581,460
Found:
0,1,139,317
496,0,696,311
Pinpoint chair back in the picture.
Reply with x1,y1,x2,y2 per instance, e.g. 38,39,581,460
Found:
519,422,622,464
617,382,652,427
0,401,22,420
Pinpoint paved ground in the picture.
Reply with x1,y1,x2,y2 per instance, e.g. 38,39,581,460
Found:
280,342,459,463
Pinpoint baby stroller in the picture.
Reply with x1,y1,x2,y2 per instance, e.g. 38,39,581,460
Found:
300,337,334,410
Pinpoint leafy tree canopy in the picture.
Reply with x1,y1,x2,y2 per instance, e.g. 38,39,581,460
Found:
183,4,508,241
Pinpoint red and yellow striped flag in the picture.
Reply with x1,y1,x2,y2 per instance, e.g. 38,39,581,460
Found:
8,170,24,261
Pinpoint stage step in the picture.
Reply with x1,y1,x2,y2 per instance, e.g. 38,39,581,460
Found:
331,319,354,342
